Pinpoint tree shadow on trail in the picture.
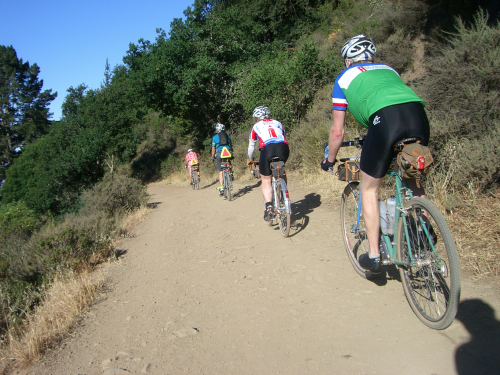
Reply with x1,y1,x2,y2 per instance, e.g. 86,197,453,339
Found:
288,193,322,237
454,298,500,375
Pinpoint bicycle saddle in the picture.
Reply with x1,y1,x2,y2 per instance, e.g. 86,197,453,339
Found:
268,157,284,163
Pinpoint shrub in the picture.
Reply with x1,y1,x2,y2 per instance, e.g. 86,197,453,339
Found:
377,29,416,73
79,175,149,218
233,42,337,129
161,155,183,178
0,201,40,238
413,10,500,198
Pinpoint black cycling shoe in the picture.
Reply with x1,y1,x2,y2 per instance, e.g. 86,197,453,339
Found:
359,253,382,274
263,206,274,221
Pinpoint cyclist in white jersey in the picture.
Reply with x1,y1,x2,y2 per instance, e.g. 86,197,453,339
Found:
247,106,290,221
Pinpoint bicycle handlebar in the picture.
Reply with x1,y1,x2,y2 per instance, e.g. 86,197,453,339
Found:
341,135,365,148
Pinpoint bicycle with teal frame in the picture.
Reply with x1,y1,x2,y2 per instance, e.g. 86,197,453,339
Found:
337,136,460,329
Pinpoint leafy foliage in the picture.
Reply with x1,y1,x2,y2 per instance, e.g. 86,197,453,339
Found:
1,66,146,213
413,10,500,196
232,43,338,127
0,45,56,180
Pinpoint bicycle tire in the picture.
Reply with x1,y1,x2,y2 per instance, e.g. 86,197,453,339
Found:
340,182,375,280
191,172,197,190
276,179,290,237
224,172,232,201
397,197,460,330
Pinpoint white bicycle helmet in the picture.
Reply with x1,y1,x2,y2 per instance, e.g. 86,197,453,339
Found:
215,123,225,132
187,149,193,153
341,35,376,59
252,106,271,120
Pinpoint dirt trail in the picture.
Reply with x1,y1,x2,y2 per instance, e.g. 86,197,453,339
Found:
27,178,500,375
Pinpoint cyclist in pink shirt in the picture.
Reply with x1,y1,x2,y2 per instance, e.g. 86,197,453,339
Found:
185,149,200,184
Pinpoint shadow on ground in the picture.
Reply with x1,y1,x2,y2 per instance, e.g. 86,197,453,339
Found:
288,193,322,237
454,298,500,375
201,180,218,190
231,180,262,200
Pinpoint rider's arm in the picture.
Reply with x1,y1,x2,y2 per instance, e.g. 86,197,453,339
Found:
211,146,215,159
248,138,257,160
327,110,346,163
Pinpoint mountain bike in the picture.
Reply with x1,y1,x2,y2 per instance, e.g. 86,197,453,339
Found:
191,162,200,190
251,158,292,237
334,136,460,329
221,156,233,201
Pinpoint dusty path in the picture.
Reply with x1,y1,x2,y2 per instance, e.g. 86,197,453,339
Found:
27,178,500,375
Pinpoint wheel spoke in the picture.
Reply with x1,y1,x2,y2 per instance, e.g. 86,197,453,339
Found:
398,197,460,329
340,183,374,279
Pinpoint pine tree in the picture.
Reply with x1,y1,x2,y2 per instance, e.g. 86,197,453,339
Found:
0,45,56,180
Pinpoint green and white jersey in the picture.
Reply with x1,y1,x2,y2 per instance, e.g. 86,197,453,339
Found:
332,63,424,128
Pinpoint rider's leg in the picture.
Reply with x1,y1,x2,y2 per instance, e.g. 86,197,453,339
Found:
261,175,272,202
360,171,383,257
218,171,223,185
404,177,425,198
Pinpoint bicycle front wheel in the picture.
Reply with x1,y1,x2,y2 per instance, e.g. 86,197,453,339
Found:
397,197,460,329
340,182,375,280
224,172,232,201
276,179,290,237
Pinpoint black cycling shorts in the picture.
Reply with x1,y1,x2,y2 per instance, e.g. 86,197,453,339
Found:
259,143,290,176
360,102,430,178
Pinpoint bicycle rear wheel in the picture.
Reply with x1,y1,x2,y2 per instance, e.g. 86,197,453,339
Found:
191,172,197,190
397,197,460,329
340,182,375,280
224,172,232,201
276,179,290,237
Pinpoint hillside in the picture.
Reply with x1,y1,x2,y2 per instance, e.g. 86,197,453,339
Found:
0,0,499,369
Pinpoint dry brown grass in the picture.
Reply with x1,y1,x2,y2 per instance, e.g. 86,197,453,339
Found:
0,268,105,372
120,204,152,235
448,195,500,281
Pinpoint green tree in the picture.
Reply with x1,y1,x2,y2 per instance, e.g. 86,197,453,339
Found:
0,45,56,180
1,65,146,214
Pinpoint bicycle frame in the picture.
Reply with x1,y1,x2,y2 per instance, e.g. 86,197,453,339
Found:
348,170,444,269
270,161,291,215
221,158,232,178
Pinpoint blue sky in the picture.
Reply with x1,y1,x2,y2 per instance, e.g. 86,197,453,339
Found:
0,0,194,120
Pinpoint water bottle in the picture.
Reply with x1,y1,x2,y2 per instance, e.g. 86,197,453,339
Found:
324,145,329,160
379,200,388,235
386,196,396,235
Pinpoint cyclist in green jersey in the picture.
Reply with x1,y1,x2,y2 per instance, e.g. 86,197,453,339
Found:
321,35,430,273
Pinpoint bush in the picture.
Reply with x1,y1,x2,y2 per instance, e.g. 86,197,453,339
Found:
233,42,337,129
413,10,500,198
0,201,40,238
79,175,148,218
161,155,183,178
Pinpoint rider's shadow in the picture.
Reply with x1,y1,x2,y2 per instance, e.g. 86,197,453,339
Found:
201,180,218,190
455,298,500,375
289,193,322,237
369,265,400,286
231,180,261,200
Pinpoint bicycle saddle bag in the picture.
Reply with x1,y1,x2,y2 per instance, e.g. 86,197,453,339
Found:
337,158,360,182
270,160,285,179
396,142,434,188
